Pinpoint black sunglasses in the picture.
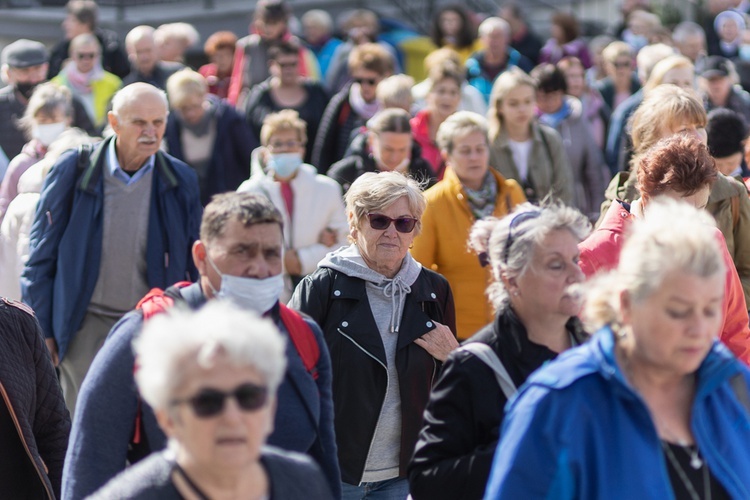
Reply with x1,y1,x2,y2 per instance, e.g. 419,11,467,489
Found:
354,77,378,86
367,213,418,233
171,383,268,418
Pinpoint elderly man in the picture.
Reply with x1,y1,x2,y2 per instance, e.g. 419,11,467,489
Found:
465,17,534,102
0,39,94,175
63,192,340,500
21,82,202,416
122,25,184,90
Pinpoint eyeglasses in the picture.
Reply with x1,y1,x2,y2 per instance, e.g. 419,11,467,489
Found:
502,210,542,263
354,77,378,86
170,383,268,418
76,52,97,60
366,213,418,233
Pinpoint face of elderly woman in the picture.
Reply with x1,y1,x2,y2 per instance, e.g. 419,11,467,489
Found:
446,130,489,190
352,196,416,278
158,355,275,470
511,229,584,319
659,120,707,147
621,270,724,375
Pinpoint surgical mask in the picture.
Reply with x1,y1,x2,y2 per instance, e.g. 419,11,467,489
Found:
206,256,283,314
32,121,66,147
624,32,648,52
15,81,39,100
267,152,303,179
740,44,750,61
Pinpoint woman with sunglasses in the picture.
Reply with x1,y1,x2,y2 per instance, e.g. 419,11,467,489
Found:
290,171,458,499
409,202,590,500
91,301,333,499
411,111,526,340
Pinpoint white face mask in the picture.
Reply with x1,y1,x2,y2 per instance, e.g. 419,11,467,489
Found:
206,256,284,314
32,121,66,147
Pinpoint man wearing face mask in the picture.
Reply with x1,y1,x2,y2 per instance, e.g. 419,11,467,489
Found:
63,191,341,500
328,108,437,194
0,39,96,175
238,109,348,302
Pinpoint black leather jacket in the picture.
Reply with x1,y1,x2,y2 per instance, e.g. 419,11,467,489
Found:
289,266,456,485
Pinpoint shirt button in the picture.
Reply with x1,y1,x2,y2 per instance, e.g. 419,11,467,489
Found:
341,321,349,327
334,290,341,296
430,293,437,299
426,321,433,328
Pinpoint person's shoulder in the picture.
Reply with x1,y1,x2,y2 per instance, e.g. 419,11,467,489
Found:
0,85,15,103
88,452,177,500
417,265,451,290
261,446,333,499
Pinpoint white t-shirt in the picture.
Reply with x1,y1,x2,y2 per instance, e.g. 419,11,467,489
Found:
508,138,533,182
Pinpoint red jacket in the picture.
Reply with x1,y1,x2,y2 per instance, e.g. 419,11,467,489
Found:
410,110,445,179
579,200,750,365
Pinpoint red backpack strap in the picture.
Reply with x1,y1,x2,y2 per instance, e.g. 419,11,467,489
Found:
136,281,192,320
279,304,320,380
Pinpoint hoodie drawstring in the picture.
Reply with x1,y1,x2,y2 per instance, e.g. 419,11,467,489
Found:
383,276,411,333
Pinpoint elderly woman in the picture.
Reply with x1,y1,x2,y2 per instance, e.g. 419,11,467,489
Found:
245,40,330,164
485,199,750,498
238,110,348,302
582,134,750,365
164,69,255,206
0,83,75,224
90,302,333,499
409,203,590,499
487,67,572,205
289,171,457,498
411,112,526,340
328,108,436,194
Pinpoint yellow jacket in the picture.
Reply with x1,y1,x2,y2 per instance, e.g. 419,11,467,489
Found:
53,71,121,129
411,167,526,339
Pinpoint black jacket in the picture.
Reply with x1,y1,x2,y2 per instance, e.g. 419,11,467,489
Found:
290,266,456,485
407,307,586,500
0,298,70,499
311,83,364,175
328,132,437,194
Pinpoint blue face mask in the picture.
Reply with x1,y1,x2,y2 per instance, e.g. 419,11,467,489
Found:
740,44,750,61
268,152,303,179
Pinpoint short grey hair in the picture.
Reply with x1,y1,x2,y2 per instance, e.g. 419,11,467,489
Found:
69,33,101,56
583,198,724,331
437,111,488,153
469,202,591,309
125,25,155,51
478,17,510,40
134,301,288,411
636,43,675,83
154,22,200,48
19,82,73,136
345,171,426,238
302,9,334,33
111,82,168,117
672,21,706,45
375,74,415,111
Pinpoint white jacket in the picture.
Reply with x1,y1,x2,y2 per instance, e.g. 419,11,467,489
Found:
237,163,349,301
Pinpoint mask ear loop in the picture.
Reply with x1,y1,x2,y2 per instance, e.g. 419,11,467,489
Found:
204,254,223,296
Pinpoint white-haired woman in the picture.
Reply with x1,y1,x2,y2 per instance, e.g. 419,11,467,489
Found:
290,171,457,499
485,199,750,499
90,301,333,499
411,111,526,340
409,202,591,499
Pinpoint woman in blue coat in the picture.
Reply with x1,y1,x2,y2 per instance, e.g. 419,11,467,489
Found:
485,199,750,499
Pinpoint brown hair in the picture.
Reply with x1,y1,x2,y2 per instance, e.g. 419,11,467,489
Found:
200,192,283,243
637,134,717,202
347,43,394,76
203,31,237,56
552,12,579,44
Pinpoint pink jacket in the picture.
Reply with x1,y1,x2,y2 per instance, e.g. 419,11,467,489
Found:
579,200,750,365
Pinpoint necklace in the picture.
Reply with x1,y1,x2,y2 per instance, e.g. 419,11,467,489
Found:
173,463,211,500
661,441,711,500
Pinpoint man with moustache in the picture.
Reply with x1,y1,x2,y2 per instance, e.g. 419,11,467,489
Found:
22,82,202,415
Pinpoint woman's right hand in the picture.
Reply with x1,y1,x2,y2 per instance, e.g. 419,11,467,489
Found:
414,321,459,362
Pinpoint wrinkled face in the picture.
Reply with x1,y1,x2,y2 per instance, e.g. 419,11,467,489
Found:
174,93,206,126
351,68,384,103
351,196,417,277
563,64,585,98
482,28,507,57
194,220,284,299
369,132,411,171
270,53,299,85
211,47,234,75
428,78,461,119
511,229,584,319
660,67,695,90
706,76,732,106
63,14,89,40
129,37,157,75
73,42,99,74
439,11,462,38
498,84,535,129
622,270,724,376
445,130,489,190
158,357,274,473
109,92,168,165
536,89,564,114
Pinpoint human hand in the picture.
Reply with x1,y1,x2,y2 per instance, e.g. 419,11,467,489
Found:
284,248,302,276
318,228,338,247
45,338,59,367
413,321,458,362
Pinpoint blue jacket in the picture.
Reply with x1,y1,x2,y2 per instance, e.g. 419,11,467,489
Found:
466,49,533,103
164,95,255,206
62,283,341,500
21,137,201,359
484,327,750,500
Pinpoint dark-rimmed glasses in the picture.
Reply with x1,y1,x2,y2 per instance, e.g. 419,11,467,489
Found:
354,77,378,86
366,213,418,233
170,383,268,418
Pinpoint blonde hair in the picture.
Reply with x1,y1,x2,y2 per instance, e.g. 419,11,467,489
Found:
487,67,536,141
437,110,488,153
601,41,633,65
423,47,461,74
376,74,415,110
260,109,308,146
643,55,694,92
166,69,207,108
582,198,724,331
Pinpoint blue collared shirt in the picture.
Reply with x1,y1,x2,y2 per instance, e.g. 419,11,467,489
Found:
107,138,155,185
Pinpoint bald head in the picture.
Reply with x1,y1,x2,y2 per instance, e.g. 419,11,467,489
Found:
111,82,168,116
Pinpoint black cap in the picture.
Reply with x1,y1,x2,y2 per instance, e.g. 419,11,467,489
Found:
1,39,49,68
700,56,731,79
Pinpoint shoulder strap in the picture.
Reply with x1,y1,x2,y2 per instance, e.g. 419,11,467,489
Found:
279,304,320,380
730,373,750,416
731,195,740,231
538,126,554,167
135,281,191,321
76,143,93,174
459,343,516,399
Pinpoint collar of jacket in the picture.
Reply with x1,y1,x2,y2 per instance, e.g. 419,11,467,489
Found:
494,305,587,358
493,120,545,150
442,165,513,213
77,135,179,195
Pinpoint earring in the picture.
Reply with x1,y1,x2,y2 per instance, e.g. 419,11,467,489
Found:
512,290,519,297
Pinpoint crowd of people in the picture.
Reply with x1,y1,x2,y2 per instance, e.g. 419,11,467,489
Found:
1,0,750,498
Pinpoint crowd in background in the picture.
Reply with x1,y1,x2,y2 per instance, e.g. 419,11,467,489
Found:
2,0,750,498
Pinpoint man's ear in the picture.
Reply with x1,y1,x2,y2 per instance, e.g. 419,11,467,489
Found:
192,240,208,276
107,111,119,135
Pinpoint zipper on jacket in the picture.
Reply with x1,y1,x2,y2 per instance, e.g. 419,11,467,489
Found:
0,382,53,500
430,358,437,386
337,328,390,485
